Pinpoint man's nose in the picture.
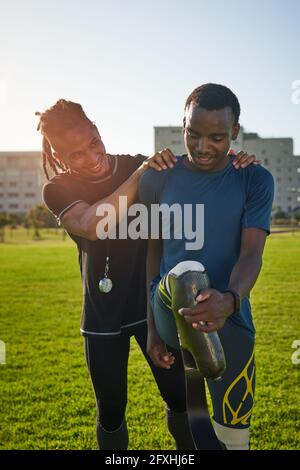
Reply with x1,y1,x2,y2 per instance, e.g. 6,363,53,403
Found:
86,150,98,165
195,137,209,153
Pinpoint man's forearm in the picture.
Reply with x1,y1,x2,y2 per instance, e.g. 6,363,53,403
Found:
227,253,263,299
80,165,145,239
146,239,162,330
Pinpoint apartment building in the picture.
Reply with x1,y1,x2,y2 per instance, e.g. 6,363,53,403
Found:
0,152,45,214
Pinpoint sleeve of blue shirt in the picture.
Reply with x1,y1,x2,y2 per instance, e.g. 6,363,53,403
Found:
139,168,171,243
139,168,165,207
241,166,275,235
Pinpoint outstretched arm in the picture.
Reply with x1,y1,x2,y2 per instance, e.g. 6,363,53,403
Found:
60,149,176,240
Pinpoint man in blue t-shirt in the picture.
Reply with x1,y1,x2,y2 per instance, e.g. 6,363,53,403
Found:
139,83,274,450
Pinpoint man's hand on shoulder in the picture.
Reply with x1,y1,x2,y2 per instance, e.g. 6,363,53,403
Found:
141,148,177,173
231,150,261,169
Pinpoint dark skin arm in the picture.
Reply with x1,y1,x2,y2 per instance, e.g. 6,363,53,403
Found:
146,238,175,369
61,149,177,240
179,228,268,332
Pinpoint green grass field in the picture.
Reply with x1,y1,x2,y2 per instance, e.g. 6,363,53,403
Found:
0,228,299,450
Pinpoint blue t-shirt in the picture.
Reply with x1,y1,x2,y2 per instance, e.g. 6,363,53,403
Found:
139,156,274,336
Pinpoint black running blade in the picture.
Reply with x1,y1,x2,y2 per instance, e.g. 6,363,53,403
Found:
183,360,224,450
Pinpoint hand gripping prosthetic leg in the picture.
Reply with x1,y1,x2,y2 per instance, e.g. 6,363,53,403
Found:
162,261,226,450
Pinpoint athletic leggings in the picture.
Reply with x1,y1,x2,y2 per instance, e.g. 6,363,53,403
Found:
83,322,186,432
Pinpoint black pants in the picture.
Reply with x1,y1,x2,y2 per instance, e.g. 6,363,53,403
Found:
84,322,186,431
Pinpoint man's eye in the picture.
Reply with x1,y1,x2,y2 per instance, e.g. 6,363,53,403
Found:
71,153,82,161
91,140,100,148
187,131,198,139
213,137,223,142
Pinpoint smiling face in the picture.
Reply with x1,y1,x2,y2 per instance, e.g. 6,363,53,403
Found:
53,122,110,179
183,104,240,172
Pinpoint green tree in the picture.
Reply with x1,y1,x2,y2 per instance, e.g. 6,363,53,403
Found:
0,213,8,243
25,204,56,239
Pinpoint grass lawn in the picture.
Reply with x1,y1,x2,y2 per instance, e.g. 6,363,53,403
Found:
0,228,299,450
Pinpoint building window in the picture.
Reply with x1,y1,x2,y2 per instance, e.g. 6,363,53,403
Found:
171,140,182,145
264,159,268,165
27,181,33,187
277,177,281,182
288,177,292,182
261,149,266,155
277,158,281,163
25,193,36,198
0,193,3,197
8,157,20,167
8,204,19,209
9,181,17,187
8,193,19,198
288,196,292,201
276,168,281,172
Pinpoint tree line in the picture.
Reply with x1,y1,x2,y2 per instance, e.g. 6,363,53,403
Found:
0,204,59,242
0,204,299,243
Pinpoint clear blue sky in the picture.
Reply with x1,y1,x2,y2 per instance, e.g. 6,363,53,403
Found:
0,0,299,155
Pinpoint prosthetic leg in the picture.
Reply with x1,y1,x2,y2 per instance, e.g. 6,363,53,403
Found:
162,261,226,450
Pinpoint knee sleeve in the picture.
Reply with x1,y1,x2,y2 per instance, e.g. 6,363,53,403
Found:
213,420,250,450
97,418,128,450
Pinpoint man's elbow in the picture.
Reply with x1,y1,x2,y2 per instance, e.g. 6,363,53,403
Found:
77,213,98,241
84,225,98,241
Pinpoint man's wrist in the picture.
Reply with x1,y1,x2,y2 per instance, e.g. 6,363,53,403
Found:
223,292,235,317
224,288,241,315
136,164,147,176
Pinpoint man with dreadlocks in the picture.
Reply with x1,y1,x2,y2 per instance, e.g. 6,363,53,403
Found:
37,99,259,450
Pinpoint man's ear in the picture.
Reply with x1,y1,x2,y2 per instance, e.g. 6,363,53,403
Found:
182,116,186,131
232,123,240,141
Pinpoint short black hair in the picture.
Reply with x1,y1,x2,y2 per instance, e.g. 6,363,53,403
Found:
185,83,240,125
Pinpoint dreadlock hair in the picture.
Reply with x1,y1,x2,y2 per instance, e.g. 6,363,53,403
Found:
185,83,240,125
36,99,93,180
